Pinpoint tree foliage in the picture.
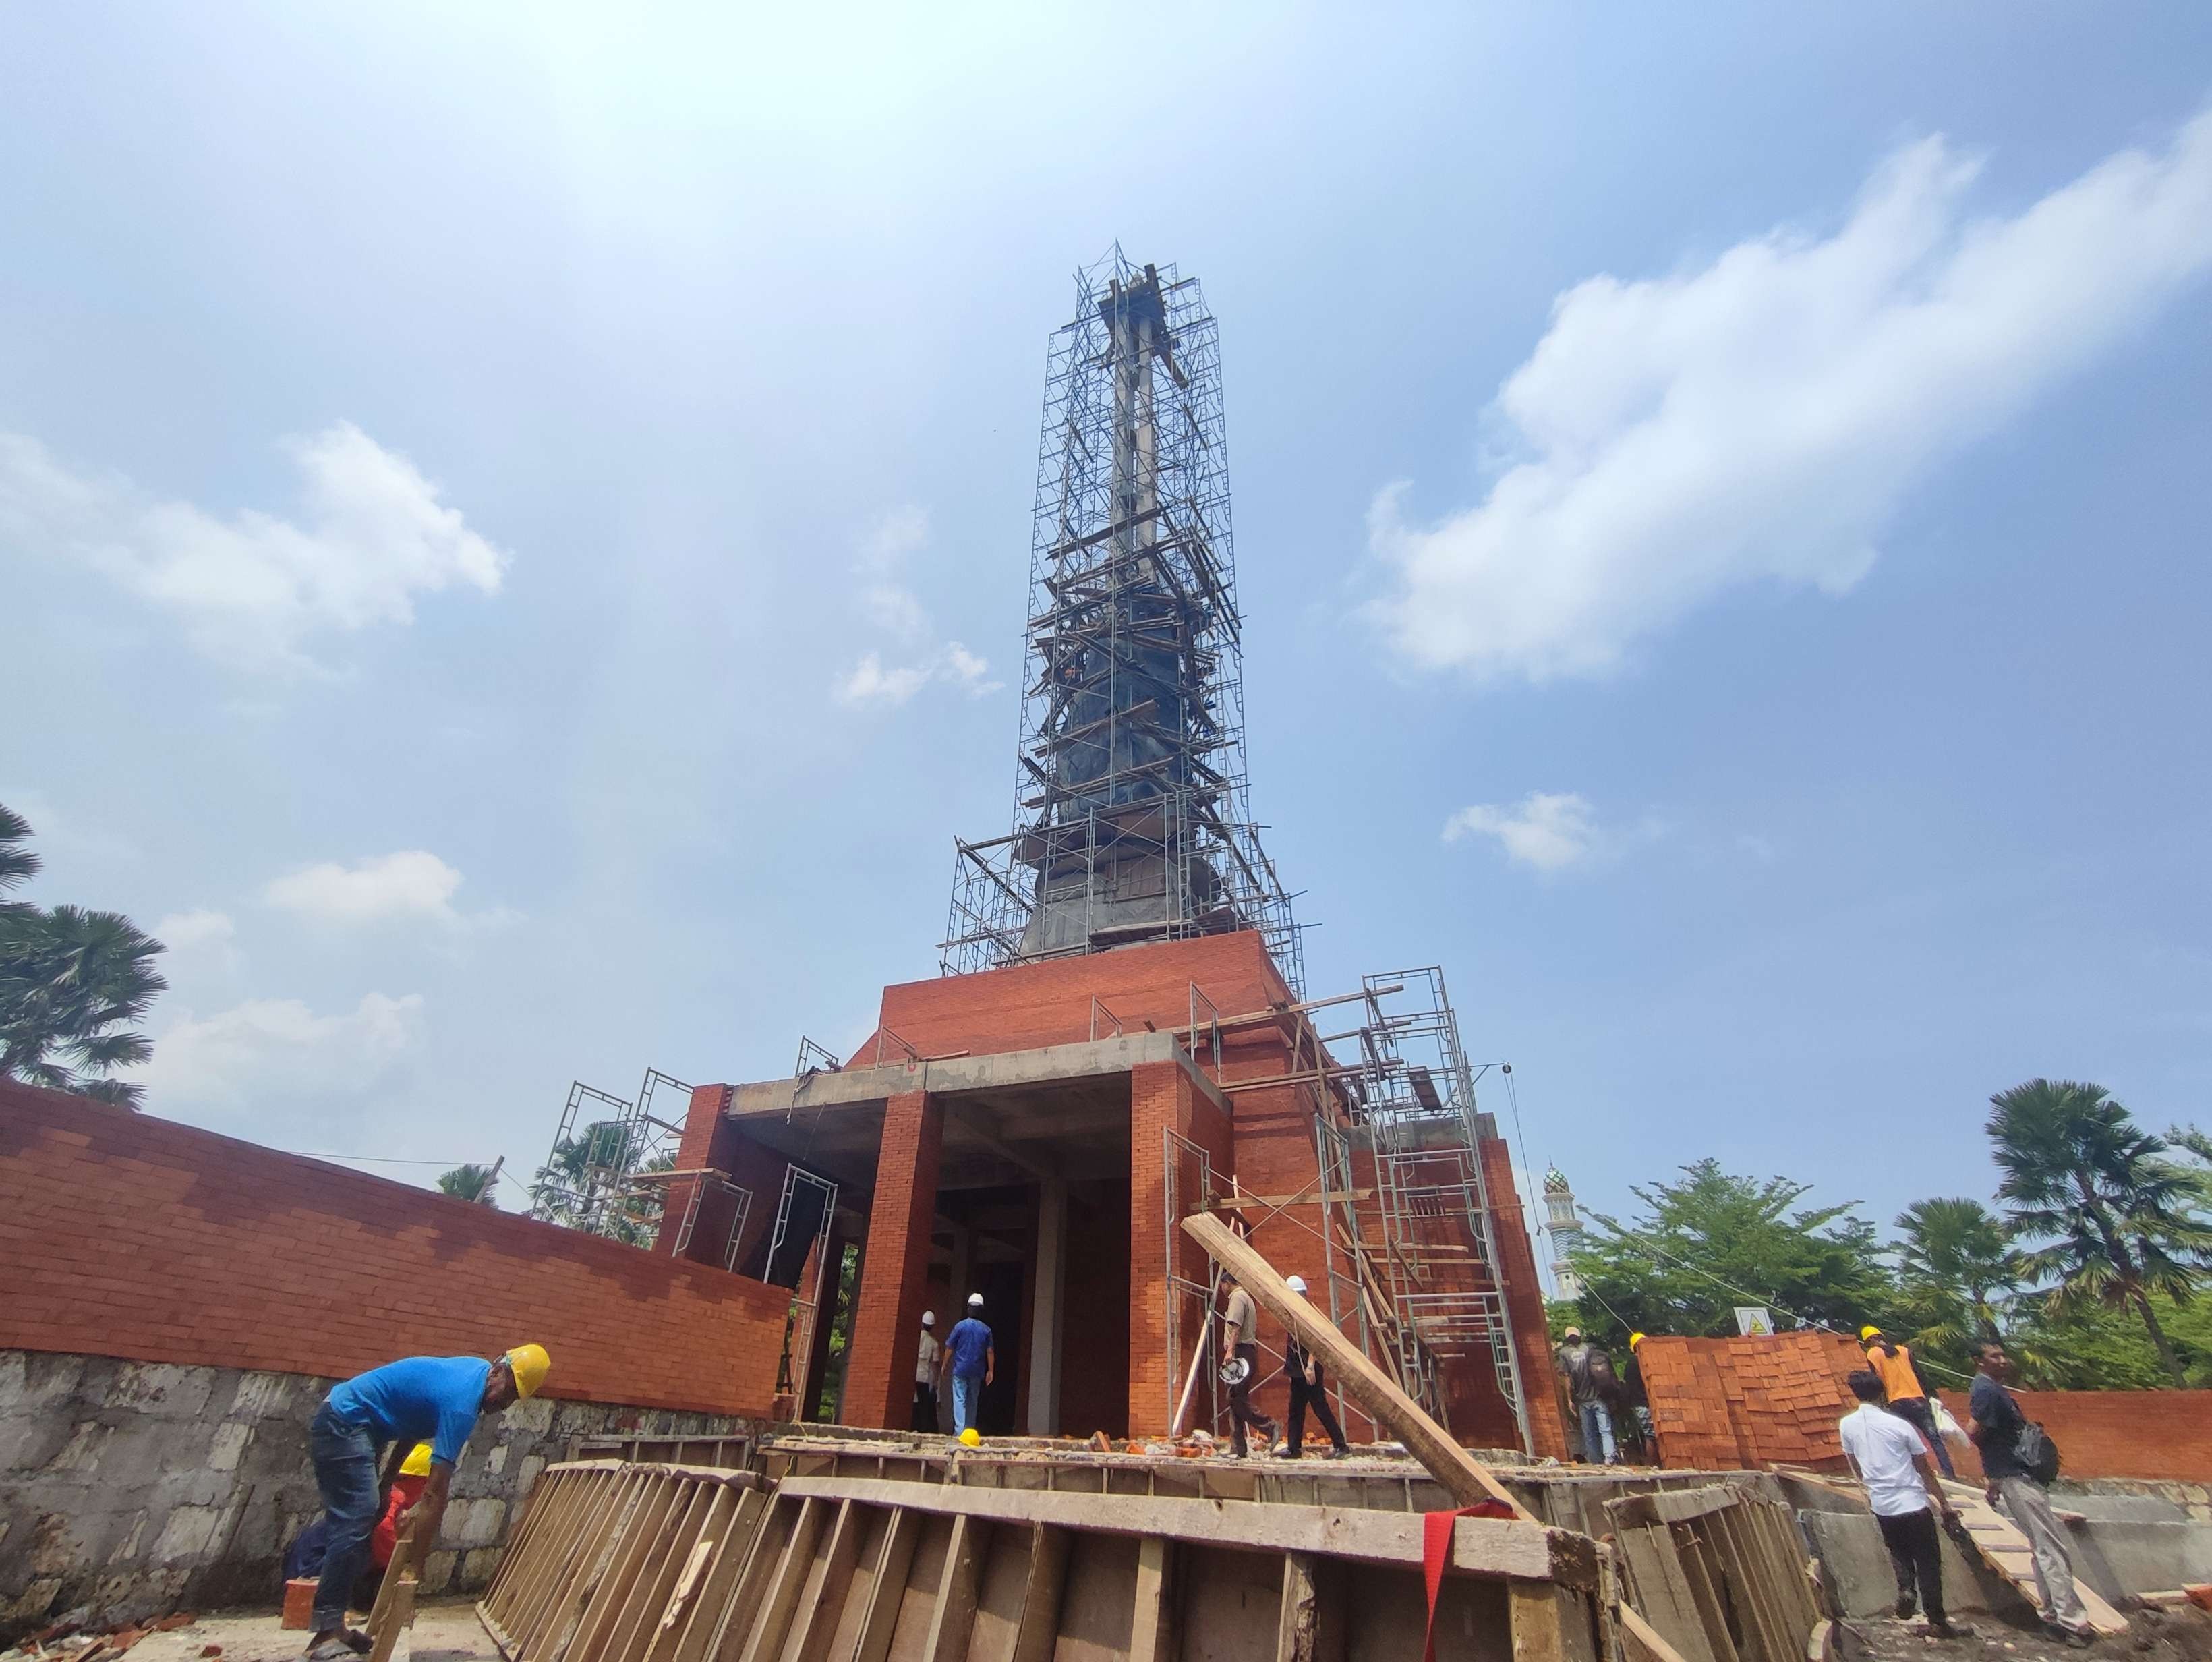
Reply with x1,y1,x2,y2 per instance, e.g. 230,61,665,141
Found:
0,805,167,1109
1566,1159,1896,1352
438,1162,501,1205
1987,1079,2212,1387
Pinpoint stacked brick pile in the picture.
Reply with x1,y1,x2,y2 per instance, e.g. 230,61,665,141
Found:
1636,1331,1863,1470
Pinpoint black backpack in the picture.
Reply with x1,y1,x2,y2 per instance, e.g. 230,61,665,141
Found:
2014,1420,2062,1485
1583,1347,1619,1396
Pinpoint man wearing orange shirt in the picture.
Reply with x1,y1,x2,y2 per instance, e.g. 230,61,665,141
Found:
1861,1325,1954,1479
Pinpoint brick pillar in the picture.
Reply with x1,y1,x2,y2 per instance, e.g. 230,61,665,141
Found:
1480,1133,1571,1460
1128,1060,1194,1439
656,1084,734,1261
841,1091,941,1429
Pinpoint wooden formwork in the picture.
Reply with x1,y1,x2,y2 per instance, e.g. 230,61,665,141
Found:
479,1461,1606,1662
1604,1485,1824,1662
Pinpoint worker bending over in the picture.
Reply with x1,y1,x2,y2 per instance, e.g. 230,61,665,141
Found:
304,1345,549,1659
1861,1325,1954,1479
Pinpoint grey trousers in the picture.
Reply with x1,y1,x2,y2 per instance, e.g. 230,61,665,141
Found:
1997,1476,2089,1632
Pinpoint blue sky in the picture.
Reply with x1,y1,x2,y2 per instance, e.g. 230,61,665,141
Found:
5,5,2209,1273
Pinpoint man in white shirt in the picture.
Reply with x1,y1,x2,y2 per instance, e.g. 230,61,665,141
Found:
913,1311,941,1433
1839,1369,1969,1638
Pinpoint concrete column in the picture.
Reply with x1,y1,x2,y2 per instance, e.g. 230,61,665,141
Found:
840,1091,942,1429
1027,1179,1067,1437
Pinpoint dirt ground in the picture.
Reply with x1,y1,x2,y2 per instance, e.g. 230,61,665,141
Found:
1840,1607,2212,1662
105,1603,498,1662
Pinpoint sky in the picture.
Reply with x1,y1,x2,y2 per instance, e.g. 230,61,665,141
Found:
5,4,2210,1282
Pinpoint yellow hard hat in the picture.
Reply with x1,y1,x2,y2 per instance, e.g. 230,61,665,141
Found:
959,1427,981,1448
506,1343,550,1398
1629,1331,1646,1349
399,1442,434,1477
1859,1325,1880,1342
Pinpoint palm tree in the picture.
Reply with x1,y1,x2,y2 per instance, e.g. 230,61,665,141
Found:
0,901,168,1109
1988,1079,2212,1387
438,1162,501,1205
0,803,40,907
1896,1197,2018,1342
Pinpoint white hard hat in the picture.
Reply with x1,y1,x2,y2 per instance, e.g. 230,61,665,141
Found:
1285,1275,1308,1295
922,1311,935,1327
968,1292,984,1307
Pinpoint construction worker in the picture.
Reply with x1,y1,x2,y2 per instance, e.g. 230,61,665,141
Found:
1838,1371,1970,1639
305,1346,548,1660
1274,1275,1349,1460
1860,1325,1955,1478
945,1294,994,1438
1971,1341,2091,1646
913,1311,942,1434
1555,1327,1621,1465
1219,1273,1279,1458
367,1443,435,1576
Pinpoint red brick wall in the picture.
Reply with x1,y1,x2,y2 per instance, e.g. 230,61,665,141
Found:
1480,1133,1572,1459
0,1080,790,1416
1128,1059,1196,1437
868,932,1296,1062
1935,1388,2212,1483
840,1090,942,1429
1638,1332,1862,1470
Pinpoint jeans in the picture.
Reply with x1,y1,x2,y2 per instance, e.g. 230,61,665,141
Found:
1997,1476,2090,1632
1227,1342,1277,1457
1875,1507,1946,1624
951,1373,982,1435
1285,1362,1347,1456
309,1402,381,1633
1887,1397,1956,1478
1578,1400,1617,1464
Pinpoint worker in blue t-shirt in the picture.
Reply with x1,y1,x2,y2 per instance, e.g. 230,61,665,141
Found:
944,1294,995,1438
304,1346,550,1659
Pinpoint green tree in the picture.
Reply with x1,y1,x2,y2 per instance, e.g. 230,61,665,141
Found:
1569,1159,1896,1350
1987,1079,2212,1387
438,1162,501,1205
1,805,168,1110
529,1121,670,1246
1890,1197,2032,1377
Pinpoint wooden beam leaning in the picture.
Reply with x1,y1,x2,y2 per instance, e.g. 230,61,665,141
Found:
853,1508,922,1662
1012,1524,1073,1662
1130,1537,1175,1662
1182,1213,1539,1522
774,1477,1593,1586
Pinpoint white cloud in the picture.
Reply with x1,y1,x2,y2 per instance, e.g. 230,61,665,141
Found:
835,506,999,706
142,992,426,1108
264,850,470,927
155,909,237,954
1368,109,2212,681
0,421,509,669
1444,792,1605,871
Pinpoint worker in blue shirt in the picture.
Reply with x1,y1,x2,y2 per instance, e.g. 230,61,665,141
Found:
944,1294,995,1439
305,1346,549,1658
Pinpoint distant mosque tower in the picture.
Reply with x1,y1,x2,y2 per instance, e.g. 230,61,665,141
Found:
1544,1166,1585,1300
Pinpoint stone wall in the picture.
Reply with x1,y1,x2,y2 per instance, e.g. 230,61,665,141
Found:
0,1350,753,1644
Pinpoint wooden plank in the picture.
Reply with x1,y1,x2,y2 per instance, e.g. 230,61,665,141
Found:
1273,1552,1345,1662
1508,1582,1596,1662
664,1489,760,1662
1184,1213,1536,1522
1938,1480,2128,1636
922,1514,985,1662
569,1474,686,1662
855,1509,924,1662
512,1469,635,1656
785,1498,864,1662
1011,1524,1072,1662
776,1476,1590,1585
609,1481,713,1662
1128,1537,1174,1662
739,1496,828,1662
1620,1605,1697,1662
701,1494,801,1662
1607,1525,1716,1662
1670,1532,1741,1662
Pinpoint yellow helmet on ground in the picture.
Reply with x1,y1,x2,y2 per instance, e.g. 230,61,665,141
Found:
399,1442,434,1477
1858,1325,1880,1342
959,1427,981,1448
1628,1331,1647,1350
506,1343,551,1398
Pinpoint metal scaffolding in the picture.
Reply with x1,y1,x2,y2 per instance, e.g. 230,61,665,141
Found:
942,247,1302,994
528,1066,694,1245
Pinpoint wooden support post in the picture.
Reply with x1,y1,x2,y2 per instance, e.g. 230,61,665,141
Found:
923,1514,986,1662
787,1498,863,1662
1130,1536,1175,1662
1273,1552,1342,1662
1012,1524,1072,1662
1509,1582,1597,1662
854,1509,922,1662
736,1495,825,1662
1183,1212,1538,1522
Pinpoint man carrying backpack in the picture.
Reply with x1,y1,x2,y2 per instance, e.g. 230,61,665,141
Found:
1556,1327,1621,1465
1970,1341,2091,1646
